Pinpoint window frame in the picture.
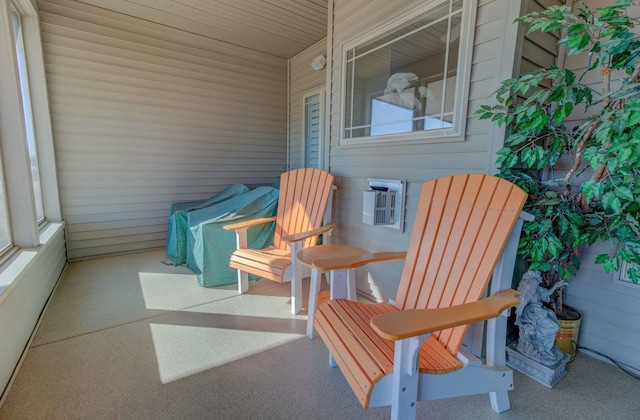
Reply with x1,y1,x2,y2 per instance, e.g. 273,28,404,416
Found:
616,261,640,289
0,0,61,254
338,0,477,147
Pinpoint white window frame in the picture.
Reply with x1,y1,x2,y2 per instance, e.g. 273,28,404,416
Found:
339,0,477,147
301,87,325,169
0,0,61,250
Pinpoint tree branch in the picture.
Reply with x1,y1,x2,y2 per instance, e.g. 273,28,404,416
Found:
562,122,596,186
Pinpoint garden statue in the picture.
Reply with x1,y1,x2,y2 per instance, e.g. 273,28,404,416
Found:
515,270,568,366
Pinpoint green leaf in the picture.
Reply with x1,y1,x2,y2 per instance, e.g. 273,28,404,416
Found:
611,197,623,214
615,186,634,201
603,0,633,11
602,191,616,210
506,133,528,146
603,259,614,273
521,148,533,168
538,218,553,234
618,148,632,163
559,216,570,235
628,111,640,126
505,154,519,169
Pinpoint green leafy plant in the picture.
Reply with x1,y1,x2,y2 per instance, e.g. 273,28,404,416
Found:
477,0,640,317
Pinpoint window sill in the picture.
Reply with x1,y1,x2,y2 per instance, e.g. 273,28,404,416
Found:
338,131,465,148
0,222,65,303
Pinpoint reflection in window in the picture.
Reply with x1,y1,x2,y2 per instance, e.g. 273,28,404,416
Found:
370,98,413,136
343,0,465,141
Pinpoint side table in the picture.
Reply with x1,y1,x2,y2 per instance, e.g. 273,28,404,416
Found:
297,244,368,338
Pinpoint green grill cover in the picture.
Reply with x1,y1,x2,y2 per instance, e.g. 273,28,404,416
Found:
165,184,249,265
186,186,279,287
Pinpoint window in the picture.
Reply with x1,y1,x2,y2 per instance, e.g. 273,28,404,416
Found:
303,89,324,168
0,171,11,253
341,0,474,144
0,0,58,254
11,6,44,223
618,261,640,288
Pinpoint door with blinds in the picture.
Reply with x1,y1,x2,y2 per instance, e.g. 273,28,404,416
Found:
302,89,324,169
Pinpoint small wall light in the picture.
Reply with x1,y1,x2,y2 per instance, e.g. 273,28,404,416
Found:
311,54,326,71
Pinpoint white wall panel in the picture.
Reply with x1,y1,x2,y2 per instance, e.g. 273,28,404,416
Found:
39,0,287,260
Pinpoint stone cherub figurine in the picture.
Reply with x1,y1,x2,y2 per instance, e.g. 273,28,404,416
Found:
515,270,568,366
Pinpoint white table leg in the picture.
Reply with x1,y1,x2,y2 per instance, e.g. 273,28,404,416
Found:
306,268,322,338
330,269,348,300
347,268,356,300
330,268,356,301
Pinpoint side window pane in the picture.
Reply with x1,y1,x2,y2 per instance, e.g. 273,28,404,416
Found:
12,8,44,222
0,170,12,251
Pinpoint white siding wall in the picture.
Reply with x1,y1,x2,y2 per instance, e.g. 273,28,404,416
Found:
560,0,640,372
39,0,288,260
288,39,327,169
327,0,522,300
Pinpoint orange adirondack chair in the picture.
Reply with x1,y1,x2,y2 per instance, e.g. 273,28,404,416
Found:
224,168,335,314
313,174,529,419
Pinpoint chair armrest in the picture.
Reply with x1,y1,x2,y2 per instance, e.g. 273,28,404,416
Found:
223,216,276,231
312,251,407,270
282,223,335,243
370,289,520,341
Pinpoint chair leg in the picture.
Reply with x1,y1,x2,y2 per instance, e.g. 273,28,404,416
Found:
486,313,511,413
290,243,303,314
238,270,248,294
306,268,322,338
329,353,337,367
234,230,249,294
490,391,511,413
391,335,427,420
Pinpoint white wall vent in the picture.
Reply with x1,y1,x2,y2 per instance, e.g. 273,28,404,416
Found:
363,178,405,232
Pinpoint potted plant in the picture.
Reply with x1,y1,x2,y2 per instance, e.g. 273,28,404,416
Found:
477,0,640,359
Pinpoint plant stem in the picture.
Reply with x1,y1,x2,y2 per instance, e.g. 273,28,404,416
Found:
562,122,596,186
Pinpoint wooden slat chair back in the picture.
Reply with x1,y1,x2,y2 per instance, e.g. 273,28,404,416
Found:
225,168,335,314
313,174,528,419
272,168,334,252
395,174,525,354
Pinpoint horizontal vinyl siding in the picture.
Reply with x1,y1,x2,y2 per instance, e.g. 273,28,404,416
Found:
564,243,640,371
39,0,287,260
519,0,562,86
288,39,327,169
328,0,516,301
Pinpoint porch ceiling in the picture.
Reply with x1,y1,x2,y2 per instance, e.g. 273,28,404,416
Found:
74,0,329,58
